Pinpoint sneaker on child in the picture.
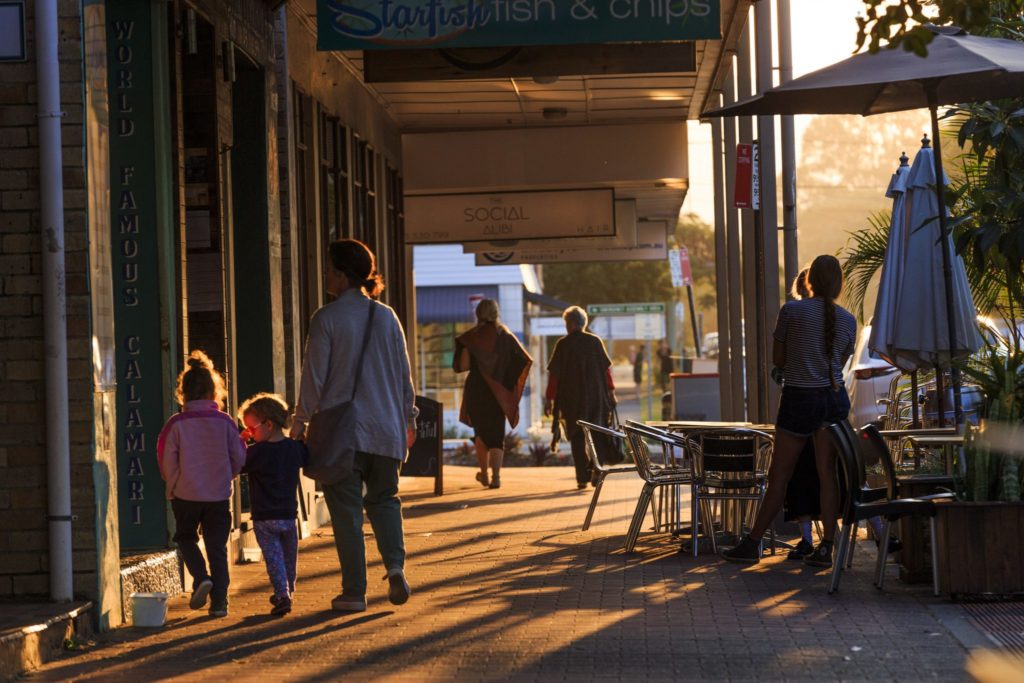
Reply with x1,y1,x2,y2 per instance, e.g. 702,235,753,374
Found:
787,538,814,560
803,540,834,568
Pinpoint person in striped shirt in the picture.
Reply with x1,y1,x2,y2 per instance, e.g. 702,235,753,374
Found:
723,255,856,568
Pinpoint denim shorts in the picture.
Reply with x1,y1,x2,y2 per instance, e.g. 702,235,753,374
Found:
775,385,851,437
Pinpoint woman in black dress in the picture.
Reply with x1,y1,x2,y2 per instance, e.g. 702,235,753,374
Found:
453,299,532,490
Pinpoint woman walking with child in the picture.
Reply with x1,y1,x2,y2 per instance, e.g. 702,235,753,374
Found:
292,239,418,613
239,393,308,616
723,254,857,567
157,350,247,617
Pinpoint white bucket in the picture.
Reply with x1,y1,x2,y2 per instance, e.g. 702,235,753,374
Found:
131,592,169,627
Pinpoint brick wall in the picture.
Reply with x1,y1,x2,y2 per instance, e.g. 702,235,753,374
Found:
0,1,98,599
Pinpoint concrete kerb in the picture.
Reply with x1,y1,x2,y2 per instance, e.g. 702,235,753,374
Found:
0,601,92,680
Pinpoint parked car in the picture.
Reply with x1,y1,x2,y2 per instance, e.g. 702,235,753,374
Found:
844,316,1012,429
842,324,900,428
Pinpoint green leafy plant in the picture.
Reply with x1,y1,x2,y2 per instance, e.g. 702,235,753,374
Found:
958,341,1024,501
840,211,891,323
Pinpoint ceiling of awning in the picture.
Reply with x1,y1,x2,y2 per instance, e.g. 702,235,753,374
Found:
294,0,750,134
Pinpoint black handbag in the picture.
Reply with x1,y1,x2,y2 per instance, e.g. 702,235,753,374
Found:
596,406,627,466
304,302,376,484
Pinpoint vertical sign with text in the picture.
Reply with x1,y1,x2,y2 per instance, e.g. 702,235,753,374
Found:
734,143,753,209
108,0,168,549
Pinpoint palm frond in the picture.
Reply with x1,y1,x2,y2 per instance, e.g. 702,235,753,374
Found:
840,211,891,323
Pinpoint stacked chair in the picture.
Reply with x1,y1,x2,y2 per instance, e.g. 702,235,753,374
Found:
826,421,954,595
620,422,697,554
576,420,639,532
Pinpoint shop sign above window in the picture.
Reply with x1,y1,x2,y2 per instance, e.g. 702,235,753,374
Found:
317,0,721,51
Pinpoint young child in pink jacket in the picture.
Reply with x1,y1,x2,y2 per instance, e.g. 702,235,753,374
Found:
157,350,246,617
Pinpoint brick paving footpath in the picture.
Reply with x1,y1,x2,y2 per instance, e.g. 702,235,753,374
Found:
24,466,981,682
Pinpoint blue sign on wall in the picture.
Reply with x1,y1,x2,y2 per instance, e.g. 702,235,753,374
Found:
317,0,721,51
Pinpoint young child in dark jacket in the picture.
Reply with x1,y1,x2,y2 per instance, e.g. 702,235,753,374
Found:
238,393,308,616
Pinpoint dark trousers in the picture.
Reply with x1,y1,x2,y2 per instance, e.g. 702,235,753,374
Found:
171,498,231,605
322,452,405,596
569,430,591,485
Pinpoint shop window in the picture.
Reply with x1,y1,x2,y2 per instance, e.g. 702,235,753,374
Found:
351,134,377,250
319,113,350,245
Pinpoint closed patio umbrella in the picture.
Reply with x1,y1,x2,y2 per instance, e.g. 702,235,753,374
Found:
887,141,983,372
703,24,1024,426
868,152,912,370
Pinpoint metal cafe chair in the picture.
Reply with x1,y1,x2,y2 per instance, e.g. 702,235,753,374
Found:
621,422,697,554
577,420,640,532
826,420,947,596
682,428,774,556
624,420,694,532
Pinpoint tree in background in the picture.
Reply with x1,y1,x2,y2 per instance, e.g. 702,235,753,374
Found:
542,214,716,312
541,257,672,311
857,1,1023,54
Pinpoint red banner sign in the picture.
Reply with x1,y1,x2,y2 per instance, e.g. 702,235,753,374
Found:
734,143,753,209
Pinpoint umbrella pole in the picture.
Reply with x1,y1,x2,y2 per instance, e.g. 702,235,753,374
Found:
928,97,964,430
935,364,946,428
910,370,920,428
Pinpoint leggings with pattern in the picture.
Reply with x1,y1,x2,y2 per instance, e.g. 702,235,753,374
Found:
254,518,298,599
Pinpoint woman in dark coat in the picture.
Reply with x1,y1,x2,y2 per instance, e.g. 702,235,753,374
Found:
544,306,617,489
453,299,532,490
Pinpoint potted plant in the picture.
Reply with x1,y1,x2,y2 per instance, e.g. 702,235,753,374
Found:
933,340,1024,599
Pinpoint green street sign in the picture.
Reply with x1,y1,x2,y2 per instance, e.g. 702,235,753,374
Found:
588,302,665,315
317,0,721,51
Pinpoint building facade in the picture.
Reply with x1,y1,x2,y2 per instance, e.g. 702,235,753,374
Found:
2,0,760,632
0,0,411,628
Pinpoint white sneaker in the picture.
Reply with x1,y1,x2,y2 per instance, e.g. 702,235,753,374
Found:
385,568,411,606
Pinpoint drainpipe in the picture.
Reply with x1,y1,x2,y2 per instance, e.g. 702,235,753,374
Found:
36,0,74,602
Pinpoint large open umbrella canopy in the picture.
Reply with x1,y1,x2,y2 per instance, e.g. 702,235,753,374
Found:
703,24,1024,426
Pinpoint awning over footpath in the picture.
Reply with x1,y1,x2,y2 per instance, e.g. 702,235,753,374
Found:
416,285,499,325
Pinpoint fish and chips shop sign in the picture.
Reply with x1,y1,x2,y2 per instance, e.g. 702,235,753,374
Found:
317,0,720,50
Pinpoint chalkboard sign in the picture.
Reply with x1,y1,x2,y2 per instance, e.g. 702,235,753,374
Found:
401,396,443,495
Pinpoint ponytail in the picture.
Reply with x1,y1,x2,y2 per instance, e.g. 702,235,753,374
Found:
807,254,844,391
823,298,837,390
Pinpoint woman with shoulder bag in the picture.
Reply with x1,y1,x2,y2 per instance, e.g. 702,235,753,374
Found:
291,239,418,613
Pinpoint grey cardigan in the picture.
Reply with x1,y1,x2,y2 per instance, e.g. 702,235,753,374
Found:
291,289,418,460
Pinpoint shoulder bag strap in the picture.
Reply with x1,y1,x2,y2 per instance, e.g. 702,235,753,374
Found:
349,302,377,402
